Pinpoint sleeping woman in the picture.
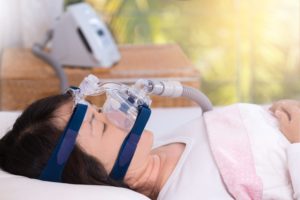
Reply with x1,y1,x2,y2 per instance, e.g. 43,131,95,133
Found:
0,92,299,200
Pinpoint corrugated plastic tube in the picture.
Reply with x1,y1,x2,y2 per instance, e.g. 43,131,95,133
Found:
182,86,213,112
32,30,69,93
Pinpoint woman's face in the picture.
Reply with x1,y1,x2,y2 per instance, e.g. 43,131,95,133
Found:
59,103,154,175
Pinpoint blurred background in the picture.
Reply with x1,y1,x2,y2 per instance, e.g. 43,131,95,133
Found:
1,0,299,106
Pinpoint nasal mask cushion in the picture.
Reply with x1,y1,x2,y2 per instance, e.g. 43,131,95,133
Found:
103,90,138,131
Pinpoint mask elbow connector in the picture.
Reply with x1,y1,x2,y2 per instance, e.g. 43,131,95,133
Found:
159,81,183,97
143,80,183,97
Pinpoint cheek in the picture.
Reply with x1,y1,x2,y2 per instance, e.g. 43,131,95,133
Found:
97,128,127,172
77,124,103,160
77,136,99,157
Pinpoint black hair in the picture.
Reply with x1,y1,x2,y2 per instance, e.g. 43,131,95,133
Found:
0,93,127,187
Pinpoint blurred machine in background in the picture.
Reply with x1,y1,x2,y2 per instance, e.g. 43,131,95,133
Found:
51,2,120,67
32,2,120,91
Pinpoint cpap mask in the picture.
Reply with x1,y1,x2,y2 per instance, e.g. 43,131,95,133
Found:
74,74,152,132
39,74,213,182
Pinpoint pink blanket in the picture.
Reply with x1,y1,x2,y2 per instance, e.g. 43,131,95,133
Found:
204,104,263,200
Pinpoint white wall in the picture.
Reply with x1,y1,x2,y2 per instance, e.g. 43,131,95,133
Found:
0,0,63,56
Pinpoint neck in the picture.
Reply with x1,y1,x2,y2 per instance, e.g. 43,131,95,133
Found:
125,152,167,199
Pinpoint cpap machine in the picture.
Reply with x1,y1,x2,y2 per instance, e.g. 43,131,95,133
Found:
32,3,120,92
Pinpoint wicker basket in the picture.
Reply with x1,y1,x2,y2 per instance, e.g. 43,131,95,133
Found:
0,44,201,110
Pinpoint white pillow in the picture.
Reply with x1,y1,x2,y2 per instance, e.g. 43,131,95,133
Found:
0,111,21,138
0,107,202,200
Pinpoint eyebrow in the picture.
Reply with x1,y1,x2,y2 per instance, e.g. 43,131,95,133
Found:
98,109,107,133
103,123,107,133
89,111,107,134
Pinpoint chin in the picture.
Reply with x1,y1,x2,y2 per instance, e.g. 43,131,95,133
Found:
143,130,154,147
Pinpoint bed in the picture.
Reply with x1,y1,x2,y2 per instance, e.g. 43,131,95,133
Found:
0,107,203,200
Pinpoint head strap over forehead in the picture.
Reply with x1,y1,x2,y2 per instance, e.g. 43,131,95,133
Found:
39,88,88,182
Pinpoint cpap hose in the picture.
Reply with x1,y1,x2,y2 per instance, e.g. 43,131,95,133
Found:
32,30,69,93
181,85,213,112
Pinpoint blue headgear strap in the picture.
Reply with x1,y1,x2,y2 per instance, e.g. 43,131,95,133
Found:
39,103,88,182
109,104,151,181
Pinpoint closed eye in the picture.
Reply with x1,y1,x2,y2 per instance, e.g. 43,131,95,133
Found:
90,114,95,125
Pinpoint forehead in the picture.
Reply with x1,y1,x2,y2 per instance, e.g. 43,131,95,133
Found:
54,102,96,126
55,101,74,118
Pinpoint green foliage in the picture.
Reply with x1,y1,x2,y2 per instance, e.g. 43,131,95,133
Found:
86,0,300,105
64,0,83,8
